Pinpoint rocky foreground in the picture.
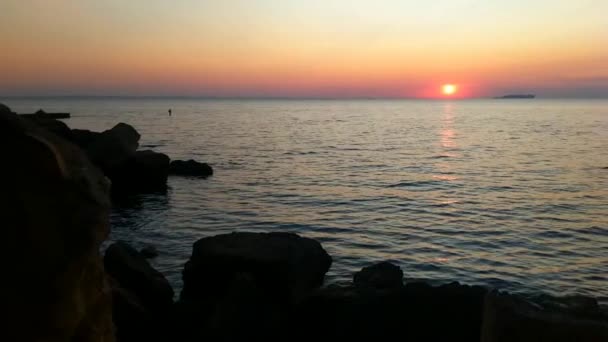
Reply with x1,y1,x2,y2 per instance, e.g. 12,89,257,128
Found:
1,103,607,341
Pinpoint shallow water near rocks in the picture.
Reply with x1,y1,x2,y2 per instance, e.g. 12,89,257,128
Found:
4,98,607,299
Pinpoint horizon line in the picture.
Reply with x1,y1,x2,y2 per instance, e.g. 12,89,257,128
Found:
2,95,607,100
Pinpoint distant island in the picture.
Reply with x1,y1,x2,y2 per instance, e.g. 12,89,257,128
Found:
494,94,536,99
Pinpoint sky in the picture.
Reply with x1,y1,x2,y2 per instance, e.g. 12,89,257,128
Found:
1,0,607,98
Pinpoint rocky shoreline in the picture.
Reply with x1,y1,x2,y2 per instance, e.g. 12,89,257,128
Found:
1,103,607,341
5,104,213,194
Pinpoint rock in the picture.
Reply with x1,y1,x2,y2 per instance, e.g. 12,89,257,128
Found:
169,159,213,177
21,116,74,141
181,232,332,304
86,123,140,172
0,102,15,114
178,232,331,341
108,150,170,193
535,294,606,320
481,291,608,342
140,245,159,258
0,108,114,341
107,275,150,341
71,129,102,149
353,261,403,291
104,241,174,312
294,281,487,342
104,241,173,341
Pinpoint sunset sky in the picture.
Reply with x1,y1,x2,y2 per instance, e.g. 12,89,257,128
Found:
1,0,607,98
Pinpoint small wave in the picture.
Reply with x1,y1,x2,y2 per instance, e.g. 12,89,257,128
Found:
284,151,319,155
387,180,444,188
534,230,573,239
484,185,516,191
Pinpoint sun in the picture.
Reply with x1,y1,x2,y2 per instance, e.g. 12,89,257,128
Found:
442,84,457,96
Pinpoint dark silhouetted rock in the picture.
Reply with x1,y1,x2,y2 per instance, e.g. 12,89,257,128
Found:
534,294,607,320
169,159,213,177
481,291,608,342
104,241,173,312
71,129,102,149
105,241,174,341
0,108,114,341
87,122,140,172
108,150,170,193
181,232,332,304
354,261,403,290
140,245,159,258
178,232,331,341
294,280,487,342
0,102,15,114
21,116,74,141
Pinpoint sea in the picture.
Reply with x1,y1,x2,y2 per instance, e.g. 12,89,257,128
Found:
4,97,607,299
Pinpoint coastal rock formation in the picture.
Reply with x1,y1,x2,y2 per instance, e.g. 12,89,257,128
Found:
15,109,215,194
181,231,332,303
178,232,332,341
295,280,487,341
17,114,74,140
108,150,171,193
481,291,608,341
71,129,102,149
169,159,214,177
104,241,174,341
0,104,114,341
353,261,404,290
105,241,174,311
87,123,141,172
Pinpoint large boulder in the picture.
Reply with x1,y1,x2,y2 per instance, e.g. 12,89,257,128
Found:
104,241,174,341
0,106,114,341
353,261,403,291
181,232,332,304
178,232,331,341
481,291,608,342
169,159,213,177
108,150,170,193
86,123,140,172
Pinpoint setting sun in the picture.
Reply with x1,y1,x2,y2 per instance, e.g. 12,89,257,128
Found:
442,84,457,96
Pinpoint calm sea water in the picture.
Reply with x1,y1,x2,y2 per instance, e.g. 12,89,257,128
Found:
4,98,608,299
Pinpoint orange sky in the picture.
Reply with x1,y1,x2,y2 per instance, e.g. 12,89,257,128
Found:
1,0,607,98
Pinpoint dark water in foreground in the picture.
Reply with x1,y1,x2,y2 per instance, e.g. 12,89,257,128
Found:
4,98,607,298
